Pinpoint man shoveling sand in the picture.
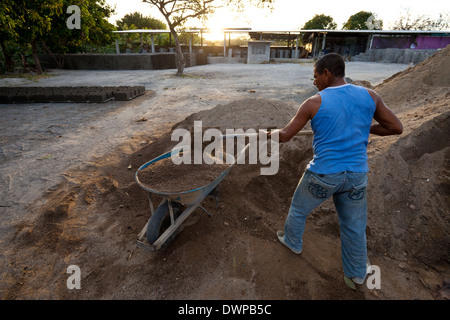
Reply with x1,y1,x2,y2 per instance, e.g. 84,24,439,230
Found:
272,53,403,287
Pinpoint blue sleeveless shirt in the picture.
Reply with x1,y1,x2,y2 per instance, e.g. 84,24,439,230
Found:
306,84,376,174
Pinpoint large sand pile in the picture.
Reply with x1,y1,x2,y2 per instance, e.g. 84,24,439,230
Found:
173,97,298,130
365,46,450,273
375,45,450,115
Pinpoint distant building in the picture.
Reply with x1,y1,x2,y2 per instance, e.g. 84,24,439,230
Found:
40,29,450,70
297,29,450,61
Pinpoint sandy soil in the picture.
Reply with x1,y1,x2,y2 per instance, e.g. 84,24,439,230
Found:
0,57,448,301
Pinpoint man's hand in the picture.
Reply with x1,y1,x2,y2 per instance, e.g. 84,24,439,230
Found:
260,129,278,140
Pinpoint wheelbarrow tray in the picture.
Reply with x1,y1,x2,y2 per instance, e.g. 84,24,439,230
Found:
135,147,234,251
135,147,233,206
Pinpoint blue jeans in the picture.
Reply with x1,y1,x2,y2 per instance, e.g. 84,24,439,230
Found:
283,170,368,279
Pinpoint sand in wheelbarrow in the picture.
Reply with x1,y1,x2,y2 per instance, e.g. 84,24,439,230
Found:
137,155,230,193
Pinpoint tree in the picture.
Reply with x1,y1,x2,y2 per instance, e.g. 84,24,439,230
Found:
300,14,337,45
0,0,117,73
42,0,117,55
0,0,24,71
343,11,383,30
116,11,167,53
142,0,274,76
116,12,167,30
14,0,64,74
392,10,449,30
0,0,22,41
302,14,337,30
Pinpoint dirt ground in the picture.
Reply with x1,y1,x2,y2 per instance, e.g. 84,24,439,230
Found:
0,54,448,301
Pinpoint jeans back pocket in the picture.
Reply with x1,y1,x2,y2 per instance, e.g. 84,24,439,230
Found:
308,173,337,199
348,179,368,200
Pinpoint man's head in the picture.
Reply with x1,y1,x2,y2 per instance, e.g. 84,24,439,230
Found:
313,53,346,91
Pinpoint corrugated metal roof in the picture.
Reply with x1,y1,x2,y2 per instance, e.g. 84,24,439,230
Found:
113,29,198,33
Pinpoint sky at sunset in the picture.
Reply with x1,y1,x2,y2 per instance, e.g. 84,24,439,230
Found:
107,0,449,35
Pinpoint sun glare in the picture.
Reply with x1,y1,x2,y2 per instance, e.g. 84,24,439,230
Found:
203,29,226,42
200,6,248,41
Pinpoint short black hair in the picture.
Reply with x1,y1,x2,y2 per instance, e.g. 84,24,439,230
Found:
314,53,345,78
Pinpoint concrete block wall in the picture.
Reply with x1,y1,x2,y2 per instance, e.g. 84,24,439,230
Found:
352,48,437,64
39,53,205,70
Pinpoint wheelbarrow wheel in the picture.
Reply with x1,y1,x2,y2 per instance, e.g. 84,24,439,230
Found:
146,201,182,249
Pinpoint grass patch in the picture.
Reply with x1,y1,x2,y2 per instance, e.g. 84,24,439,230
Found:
0,72,56,82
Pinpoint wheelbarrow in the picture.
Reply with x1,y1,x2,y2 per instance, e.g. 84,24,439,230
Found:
135,146,235,251
135,129,313,251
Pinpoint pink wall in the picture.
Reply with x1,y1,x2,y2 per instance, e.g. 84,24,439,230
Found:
372,35,450,50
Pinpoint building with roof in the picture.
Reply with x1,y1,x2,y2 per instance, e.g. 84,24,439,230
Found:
39,28,450,70
182,28,450,64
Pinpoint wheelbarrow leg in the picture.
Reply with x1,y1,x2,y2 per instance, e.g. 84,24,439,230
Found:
168,199,175,225
198,205,212,217
147,192,156,215
152,201,202,249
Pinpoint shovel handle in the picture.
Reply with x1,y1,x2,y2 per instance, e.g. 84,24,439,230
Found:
294,130,313,136
220,130,313,138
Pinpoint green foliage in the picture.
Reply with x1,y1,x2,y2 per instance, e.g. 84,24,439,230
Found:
343,11,383,30
303,14,337,30
115,11,168,52
116,12,167,30
0,0,117,73
0,0,64,73
14,0,64,43
0,0,22,39
41,0,117,54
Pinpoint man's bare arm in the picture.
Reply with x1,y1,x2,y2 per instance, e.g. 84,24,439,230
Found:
277,95,320,142
368,89,403,136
